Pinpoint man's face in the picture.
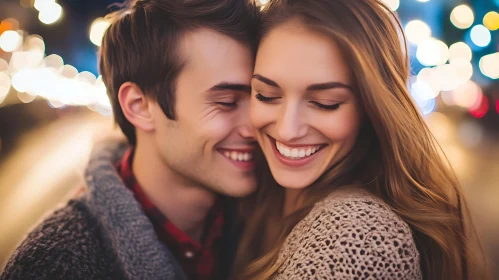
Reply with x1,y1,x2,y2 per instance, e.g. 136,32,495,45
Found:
150,29,257,197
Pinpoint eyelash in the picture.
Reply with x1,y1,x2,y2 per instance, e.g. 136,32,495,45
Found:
309,101,342,111
255,93,342,111
216,102,237,108
255,93,280,103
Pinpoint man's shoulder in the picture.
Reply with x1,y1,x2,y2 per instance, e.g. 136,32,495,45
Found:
1,199,122,280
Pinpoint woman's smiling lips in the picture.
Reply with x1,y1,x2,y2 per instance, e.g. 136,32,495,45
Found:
267,135,327,168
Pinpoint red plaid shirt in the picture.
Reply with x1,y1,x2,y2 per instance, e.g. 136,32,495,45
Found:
117,148,224,280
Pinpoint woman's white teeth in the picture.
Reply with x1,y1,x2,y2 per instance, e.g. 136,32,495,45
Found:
223,151,253,162
276,141,322,160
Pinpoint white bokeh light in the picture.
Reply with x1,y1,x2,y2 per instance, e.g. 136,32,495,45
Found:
434,64,459,91
410,79,437,115
416,38,449,66
0,30,23,52
449,42,472,62
450,58,473,85
452,80,481,108
0,72,11,104
44,54,64,69
34,0,55,11
381,0,400,11
479,52,499,79
450,5,474,29
470,25,491,47
38,2,63,25
417,67,441,97
89,18,111,47
405,20,432,45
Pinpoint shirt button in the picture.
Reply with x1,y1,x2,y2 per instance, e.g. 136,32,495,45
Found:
184,250,195,259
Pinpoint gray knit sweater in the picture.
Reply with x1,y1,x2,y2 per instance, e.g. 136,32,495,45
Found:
1,140,237,280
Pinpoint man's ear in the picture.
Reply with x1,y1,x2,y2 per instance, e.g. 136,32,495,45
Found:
118,82,155,132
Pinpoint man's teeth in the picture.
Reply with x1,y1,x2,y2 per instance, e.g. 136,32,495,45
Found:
276,141,322,160
223,151,253,162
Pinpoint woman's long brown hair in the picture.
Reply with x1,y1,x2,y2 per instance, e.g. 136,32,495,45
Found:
233,0,482,279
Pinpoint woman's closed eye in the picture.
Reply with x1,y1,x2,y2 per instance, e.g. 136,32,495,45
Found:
255,93,281,103
309,101,343,111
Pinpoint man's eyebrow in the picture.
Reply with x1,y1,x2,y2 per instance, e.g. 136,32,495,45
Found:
206,82,252,93
252,74,280,88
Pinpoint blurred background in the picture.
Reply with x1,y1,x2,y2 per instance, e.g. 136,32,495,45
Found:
0,0,498,276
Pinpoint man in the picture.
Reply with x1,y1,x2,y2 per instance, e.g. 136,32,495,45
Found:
1,0,259,279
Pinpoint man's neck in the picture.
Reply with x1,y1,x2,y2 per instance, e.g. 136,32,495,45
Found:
132,142,216,241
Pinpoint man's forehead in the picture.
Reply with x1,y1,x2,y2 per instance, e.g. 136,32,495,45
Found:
180,29,253,67
178,29,254,93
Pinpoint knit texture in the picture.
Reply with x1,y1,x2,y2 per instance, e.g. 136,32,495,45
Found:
1,139,187,280
273,189,423,280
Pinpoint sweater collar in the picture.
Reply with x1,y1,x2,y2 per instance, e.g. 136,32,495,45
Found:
82,138,187,280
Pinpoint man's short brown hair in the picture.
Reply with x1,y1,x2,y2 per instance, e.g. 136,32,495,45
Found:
99,0,259,145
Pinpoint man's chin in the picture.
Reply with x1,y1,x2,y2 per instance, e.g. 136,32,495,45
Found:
217,180,258,198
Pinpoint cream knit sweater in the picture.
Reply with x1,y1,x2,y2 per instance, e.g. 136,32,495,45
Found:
273,188,423,280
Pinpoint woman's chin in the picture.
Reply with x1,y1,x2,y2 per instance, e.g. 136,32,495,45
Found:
273,172,317,190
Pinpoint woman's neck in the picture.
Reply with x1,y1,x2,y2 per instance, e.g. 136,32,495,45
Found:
283,188,304,217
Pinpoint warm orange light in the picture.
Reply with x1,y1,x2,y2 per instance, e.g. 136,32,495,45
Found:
0,19,18,35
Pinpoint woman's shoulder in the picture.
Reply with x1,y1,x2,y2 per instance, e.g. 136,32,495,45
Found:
275,187,422,280
316,187,412,233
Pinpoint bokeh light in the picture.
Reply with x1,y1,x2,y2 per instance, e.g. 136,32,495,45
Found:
25,35,45,53
0,30,23,52
434,64,460,91
468,94,489,119
0,58,8,72
381,0,400,11
450,58,473,85
452,80,481,108
479,52,499,79
11,70,34,93
0,18,19,35
44,54,64,69
405,20,432,45
58,64,78,79
470,25,491,47
77,71,97,84
483,11,499,31
89,18,111,47
8,49,45,73
34,0,55,12
450,5,474,29
16,91,36,104
410,78,437,115
449,42,472,62
0,72,11,104
441,90,455,106
38,2,63,25
417,67,440,97
416,38,449,66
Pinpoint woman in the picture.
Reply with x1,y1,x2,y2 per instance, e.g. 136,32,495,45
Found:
233,0,476,279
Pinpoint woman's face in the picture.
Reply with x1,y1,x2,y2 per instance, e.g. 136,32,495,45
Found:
250,22,363,189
